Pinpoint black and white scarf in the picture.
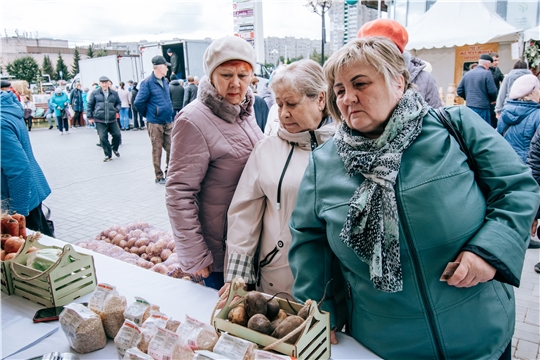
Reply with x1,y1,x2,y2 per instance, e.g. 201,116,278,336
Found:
334,90,429,292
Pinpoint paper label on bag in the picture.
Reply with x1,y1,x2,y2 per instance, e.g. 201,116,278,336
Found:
213,333,252,359
89,283,115,311
60,304,94,338
115,320,142,356
148,327,179,360
142,312,169,336
125,297,150,325
177,315,207,349
194,350,232,360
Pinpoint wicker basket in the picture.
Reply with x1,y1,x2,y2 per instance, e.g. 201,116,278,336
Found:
213,279,330,359
1,257,14,295
9,236,97,307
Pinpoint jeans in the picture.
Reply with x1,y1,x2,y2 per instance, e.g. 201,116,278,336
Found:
120,108,130,129
202,272,225,290
57,115,69,132
468,106,491,125
26,203,54,237
46,113,54,127
96,121,122,158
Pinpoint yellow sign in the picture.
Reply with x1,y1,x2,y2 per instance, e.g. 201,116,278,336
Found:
454,43,499,87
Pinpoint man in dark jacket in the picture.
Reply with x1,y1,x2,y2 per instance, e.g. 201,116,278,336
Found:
457,54,498,124
167,48,181,79
87,76,122,162
183,76,198,107
169,74,184,116
134,55,174,184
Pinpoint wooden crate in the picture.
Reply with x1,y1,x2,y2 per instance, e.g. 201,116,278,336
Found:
1,258,14,295
213,279,330,359
10,238,97,307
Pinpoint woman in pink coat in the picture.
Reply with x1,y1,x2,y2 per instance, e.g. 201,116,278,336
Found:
165,36,264,289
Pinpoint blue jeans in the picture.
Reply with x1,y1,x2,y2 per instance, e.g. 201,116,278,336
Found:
120,108,130,129
468,106,491,125
202,272,224,290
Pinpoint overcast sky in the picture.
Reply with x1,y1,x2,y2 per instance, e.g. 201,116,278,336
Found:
2,0,326,46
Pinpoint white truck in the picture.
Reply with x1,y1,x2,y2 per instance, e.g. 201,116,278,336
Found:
78,55,141,89
139,39,212,81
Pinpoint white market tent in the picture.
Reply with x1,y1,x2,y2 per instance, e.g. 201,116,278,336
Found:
405,0,522,51
524,25,540,41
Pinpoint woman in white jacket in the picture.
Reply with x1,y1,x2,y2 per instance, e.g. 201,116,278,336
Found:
220,59,335,297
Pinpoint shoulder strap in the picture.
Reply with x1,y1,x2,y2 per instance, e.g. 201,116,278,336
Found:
433,107,477,174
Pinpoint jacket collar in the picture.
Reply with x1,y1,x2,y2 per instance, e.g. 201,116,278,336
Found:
277,118,336,150
197,76,254,124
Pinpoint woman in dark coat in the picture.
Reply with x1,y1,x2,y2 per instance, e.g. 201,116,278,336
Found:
69,83,84,127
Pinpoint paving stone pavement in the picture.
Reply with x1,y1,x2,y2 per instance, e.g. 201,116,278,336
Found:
28,126,540,359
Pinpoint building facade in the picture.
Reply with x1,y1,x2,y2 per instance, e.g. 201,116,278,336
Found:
329,0,379,52
264,36,329,65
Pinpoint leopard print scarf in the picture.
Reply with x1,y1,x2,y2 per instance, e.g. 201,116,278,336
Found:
334,90,429,292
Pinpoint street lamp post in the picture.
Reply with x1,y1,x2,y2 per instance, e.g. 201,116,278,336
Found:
307,0,333,66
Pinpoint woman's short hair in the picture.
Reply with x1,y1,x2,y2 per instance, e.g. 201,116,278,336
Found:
270,59,327,115
323,37,410,122
513,60,528,69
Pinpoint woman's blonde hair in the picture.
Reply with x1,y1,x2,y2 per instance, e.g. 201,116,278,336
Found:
323,37,410,123
11,80,33,102
270,59,328,117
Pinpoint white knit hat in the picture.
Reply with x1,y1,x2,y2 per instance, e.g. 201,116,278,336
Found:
509,74,540,100
203,36,256,77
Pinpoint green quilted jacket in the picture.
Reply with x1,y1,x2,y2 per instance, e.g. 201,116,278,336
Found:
289,106,540,359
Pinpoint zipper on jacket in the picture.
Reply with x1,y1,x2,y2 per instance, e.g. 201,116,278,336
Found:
397,198,446,360
309,130,319,151
277,143,296,210
104,91,109,124
256,246,279,287
347,281,353,333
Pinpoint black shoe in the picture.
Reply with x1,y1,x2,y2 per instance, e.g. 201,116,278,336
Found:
49,126,53,130
155,178,166,184
535,262,540,274
528,238,540,249
96,143,102,147
103,157,112,162
113,150,120,158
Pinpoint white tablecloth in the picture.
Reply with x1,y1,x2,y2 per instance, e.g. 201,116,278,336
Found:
1,236,380,360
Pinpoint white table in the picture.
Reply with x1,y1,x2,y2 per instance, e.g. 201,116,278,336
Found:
1,236,380,360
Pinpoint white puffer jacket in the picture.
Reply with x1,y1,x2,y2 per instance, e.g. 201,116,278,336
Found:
225,119,335,296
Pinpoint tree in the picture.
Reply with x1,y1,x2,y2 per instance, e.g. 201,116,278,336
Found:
6,56,40,83
42,55,55,80
87,45,95,59
96,49,108,57
71,47,81,77
288,55,304,63
309,50,328,65
55,52,71,80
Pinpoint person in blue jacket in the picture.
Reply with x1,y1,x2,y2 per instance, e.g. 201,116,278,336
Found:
133,55,174,184
497,74,540,163
1,90,53,236
50,87,69,134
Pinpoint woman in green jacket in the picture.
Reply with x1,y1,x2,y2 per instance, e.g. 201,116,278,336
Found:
289,37,540,360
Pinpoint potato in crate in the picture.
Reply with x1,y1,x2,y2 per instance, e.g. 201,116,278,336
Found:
213,279,331,360
9,234,97,307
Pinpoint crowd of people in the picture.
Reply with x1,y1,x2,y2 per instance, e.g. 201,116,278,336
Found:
2,17,540,359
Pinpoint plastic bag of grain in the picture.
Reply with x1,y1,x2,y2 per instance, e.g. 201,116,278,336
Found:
176,316,218,351
138,311,169,353
193,350,232,360
59,303,107,354
124,297,155,326
114,320,145,357
89,283,127,338
123,347,153,360
148,326,194,360
212,333,256,360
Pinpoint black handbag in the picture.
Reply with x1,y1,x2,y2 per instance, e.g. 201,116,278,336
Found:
42,204,56,238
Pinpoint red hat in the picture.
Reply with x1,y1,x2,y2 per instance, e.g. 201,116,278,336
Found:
357,19,409,53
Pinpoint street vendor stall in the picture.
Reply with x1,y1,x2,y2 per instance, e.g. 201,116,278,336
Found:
1,234,380,360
